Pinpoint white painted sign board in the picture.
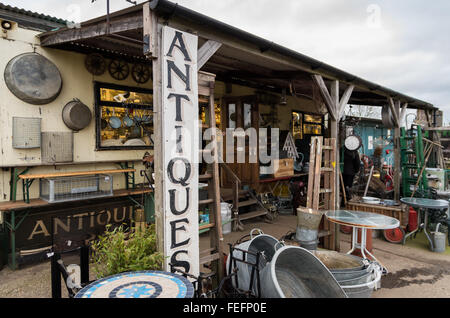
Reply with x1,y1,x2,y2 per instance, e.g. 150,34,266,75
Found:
161,26,199,277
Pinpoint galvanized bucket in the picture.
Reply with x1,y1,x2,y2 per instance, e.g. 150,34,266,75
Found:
295,208,324,250
259,246,347,298
227,229,280,291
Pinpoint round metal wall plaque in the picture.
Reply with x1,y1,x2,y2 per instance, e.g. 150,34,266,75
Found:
4,53,62,105
344,135,362,151
62,99,92,131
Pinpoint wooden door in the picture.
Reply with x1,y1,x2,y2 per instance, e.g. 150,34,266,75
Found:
222,96,259,187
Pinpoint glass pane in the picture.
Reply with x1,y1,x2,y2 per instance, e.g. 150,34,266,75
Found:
228,103,236,129
292,112,303,139
304,124,322,135
100,88,153,106
244,103,252,129
304,114,322,124
100,106,153,147
325,210,400,230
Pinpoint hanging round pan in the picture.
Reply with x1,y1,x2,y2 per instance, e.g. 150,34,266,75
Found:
62,98,92,131
109,108,122,129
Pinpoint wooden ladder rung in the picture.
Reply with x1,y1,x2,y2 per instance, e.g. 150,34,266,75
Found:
322,146,333,150
320,188,332,194
320,168,333,173
199,223,215,230
199,199,214,205
199,173,213,180
200,252,220,265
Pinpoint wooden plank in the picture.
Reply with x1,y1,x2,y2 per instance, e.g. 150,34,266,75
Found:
338,85,354,120
0,188,153,211
142,2,155,57
306,137,317,208
199,252,220,265
198,40,222,70
312,137,323,210
40,13,143,47
19,169,135,179
388,98,400,128
312,75,337,121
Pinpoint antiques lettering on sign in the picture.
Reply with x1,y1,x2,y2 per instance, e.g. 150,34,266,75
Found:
161,26,199,277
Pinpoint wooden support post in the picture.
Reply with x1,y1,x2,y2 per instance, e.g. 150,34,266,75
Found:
152,18,164,255
143,2,156,58
389,98,401,201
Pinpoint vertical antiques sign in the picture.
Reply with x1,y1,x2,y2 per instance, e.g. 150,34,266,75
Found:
161,26,199,277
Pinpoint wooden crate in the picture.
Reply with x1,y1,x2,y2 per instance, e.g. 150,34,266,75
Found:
272,158,294,178
346,200,406,227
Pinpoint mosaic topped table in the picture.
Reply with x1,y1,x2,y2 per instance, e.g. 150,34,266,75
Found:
75,271,195,298
400,197,449,251
325,210,400,273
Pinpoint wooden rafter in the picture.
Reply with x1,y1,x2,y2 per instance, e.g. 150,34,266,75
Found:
39,13,143,47
198,40,222,70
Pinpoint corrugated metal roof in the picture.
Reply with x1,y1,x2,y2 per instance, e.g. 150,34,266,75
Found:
0,2,67,31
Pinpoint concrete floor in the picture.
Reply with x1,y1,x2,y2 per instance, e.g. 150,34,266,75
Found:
1,214,449,298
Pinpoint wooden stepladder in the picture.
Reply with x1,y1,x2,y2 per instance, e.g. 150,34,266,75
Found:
197,72,225,286
306,136,338,251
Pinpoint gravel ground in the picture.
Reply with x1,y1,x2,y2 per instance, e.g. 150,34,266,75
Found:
1,214,449,298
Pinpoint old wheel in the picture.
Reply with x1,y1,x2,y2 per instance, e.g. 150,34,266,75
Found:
383,227,405,244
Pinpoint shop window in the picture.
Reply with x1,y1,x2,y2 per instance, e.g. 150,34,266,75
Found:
291,111,324,139
95,82,153,150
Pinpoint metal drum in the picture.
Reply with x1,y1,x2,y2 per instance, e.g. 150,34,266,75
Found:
4,53,62,105
226,229,280,292
62,99,92,131
259,246,347,298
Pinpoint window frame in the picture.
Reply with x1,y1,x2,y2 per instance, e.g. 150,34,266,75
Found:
94,81,154,151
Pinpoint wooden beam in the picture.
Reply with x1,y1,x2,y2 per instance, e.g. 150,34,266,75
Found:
40,13,143,47
399,102,408,127
312,75,337,121
198,40,222,70
143,2,156,57
388,97,400,128
338,85,354,120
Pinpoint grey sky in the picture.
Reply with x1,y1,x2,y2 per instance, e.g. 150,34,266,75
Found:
4,0,449,122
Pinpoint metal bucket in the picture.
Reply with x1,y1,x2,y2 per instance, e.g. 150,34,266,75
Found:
295,208,324,250
259,246,347,298
432,223,447,253
227,229,280,291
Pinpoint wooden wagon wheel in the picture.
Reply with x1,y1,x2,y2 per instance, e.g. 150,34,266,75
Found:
85,53,106,76
131,63,151,84
108,59,129,80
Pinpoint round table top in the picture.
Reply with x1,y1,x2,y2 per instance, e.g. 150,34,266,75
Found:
325,210,400,230
75,271,195,298
400,197,449,210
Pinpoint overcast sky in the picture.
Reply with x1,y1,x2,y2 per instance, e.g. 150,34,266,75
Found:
4,0,449,122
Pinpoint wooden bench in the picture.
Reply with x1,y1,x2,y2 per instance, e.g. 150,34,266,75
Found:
18,168,136,203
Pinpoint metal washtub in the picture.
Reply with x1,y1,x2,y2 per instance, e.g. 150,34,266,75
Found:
259,246,347,298
312,250,382,298
226,229,279,292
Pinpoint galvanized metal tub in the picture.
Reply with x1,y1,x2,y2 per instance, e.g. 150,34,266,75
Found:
339,263,382,298
259,246,347,298
312,250,371,282
62,99,92,131
227,229,280,291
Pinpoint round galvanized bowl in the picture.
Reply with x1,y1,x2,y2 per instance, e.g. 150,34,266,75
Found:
62,99,92,131
259,246,347,298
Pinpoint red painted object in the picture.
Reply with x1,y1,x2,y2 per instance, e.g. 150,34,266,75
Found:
351,228,373,259
407,207,418,232
383,227,405,244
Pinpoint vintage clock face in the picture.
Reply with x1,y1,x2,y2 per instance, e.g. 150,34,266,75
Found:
345,135,361,151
